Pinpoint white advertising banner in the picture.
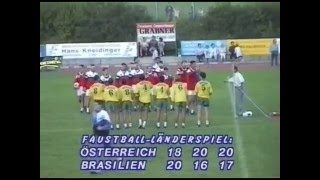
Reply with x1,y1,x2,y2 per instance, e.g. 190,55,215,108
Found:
45,42,137,59
136,23,176,42
277,38,280,54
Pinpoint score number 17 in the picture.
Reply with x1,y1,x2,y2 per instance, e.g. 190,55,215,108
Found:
219,160,234,171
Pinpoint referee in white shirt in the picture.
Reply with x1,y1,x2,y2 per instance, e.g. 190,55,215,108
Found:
225,66,245,117
90,103,113,174
92,103,113,136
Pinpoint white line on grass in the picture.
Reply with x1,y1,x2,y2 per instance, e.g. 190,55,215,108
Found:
227,82,250,178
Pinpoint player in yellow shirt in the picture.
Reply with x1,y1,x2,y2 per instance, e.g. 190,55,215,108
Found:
171,75,188,128
153,76,170,128
195,72,213,127
136,74,153,129
104,78,120,129
119,79,134,129
88,75,106,111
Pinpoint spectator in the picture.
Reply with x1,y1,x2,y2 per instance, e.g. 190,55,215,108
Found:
139,37,148,57
148,36,158,55
229,41,237,60
235,44,243,61
158,37,165,57
198,8,204,17
195,43,205,62
204,45,211,64
219,43,227,62
152,48,159,62
165,3,174,22
270,39,279,67
173,8,180,20
210,43,217,61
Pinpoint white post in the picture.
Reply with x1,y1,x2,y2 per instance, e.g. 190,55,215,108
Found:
192,2,195,19
155,2,158,20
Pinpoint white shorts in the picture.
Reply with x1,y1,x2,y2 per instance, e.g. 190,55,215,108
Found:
132,85,138,94
188,90,196,96
76,86,85,96
85,89,91,96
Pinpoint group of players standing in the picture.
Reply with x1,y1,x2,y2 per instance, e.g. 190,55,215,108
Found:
74,60,213,129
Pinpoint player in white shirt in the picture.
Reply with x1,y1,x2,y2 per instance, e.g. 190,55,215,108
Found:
130,64,144,76
116,63,130,77
225,66,245,117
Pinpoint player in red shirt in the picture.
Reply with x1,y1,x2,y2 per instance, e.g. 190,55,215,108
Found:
176,60,189,85
74,72,87,112
162,67,174,111
186,60,200,115
114,76,122,88
84,76,96,113
146,70,160,111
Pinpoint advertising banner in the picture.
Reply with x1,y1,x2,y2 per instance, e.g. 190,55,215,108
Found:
227,39,274,55
180,40,227,56
40,45,46,57
45,42,137,59
136,23,176,42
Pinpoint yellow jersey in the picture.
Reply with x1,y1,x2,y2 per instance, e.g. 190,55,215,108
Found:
119,85,133,102
195,80,213,99
89,83,105,101
172,82,187,102
104,85,120,102
137,80,153,103
153,82,170,99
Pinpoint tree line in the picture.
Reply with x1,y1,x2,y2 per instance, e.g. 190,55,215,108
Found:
40,2,280,44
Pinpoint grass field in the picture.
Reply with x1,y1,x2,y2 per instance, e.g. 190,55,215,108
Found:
40,69,280,178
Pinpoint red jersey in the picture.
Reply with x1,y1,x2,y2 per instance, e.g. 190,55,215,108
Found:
127,77,133,86
85,79,95,90
186,68,199,90
164,75,173,87
132,75,141,85
176,67,189,83
114,80,122,88
74,75,87,87
147,73,159,85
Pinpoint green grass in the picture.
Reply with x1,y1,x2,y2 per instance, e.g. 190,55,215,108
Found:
40,70,280,178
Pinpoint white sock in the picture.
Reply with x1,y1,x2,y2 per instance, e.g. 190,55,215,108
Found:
116,124,120,129
129,123,132,127
139,119,142,126
142,121,146,127
175,123,178,127
124,123,127,128
197,121,201,125
110,125,113,129
182,123,185,127
157,122,160,127
164,121,167,127
191,109,194,113
186,105,189,109
80,107,84,111
86,107,90,113
170,105,173,109
206,120,209,125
